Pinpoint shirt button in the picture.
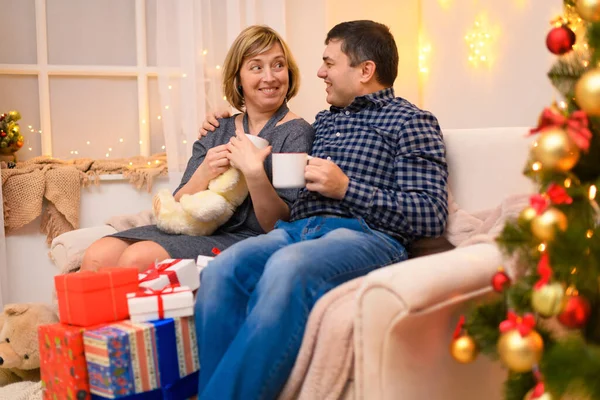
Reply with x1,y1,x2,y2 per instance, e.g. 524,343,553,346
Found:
345,111,350,116
326,156,332,161
335,132,341,137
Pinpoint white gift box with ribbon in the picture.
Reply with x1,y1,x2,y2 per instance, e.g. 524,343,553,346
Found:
127,285,194,322
138,259,200,291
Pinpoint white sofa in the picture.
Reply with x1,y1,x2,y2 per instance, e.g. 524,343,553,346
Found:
49,127,534,399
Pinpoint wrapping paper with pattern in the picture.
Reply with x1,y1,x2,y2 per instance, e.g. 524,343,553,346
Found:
39,323,91,400
84,321,159,398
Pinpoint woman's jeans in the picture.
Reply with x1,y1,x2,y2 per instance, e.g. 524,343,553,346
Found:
194,216,408,400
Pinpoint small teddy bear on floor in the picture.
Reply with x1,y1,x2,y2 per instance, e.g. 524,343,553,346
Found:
0,303,58,386
153,166,250,236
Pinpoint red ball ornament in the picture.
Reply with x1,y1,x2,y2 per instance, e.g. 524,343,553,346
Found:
546,25,576,55
558,294,591,328
0,131,5,138
491,269,511,292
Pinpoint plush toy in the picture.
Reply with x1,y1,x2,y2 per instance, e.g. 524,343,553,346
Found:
0,303,58,386
153,166,249,236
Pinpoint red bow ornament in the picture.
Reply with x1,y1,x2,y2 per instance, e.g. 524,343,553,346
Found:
546,183,573,205
499,311,536,336
530,194,550,215
534,253,553,290
530,107,592,151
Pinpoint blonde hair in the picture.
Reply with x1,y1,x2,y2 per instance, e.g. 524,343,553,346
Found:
222,25,300,111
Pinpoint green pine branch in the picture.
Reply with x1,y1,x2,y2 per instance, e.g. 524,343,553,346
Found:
547,52,586,100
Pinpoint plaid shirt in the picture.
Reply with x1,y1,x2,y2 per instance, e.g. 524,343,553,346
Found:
290,88,448,246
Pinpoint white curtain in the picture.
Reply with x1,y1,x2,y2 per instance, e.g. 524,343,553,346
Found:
154,0,287,175
0,168,7,308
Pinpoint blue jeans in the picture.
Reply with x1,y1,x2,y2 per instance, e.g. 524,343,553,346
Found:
194,216,407,400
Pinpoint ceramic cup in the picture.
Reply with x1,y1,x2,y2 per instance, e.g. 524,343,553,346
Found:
272,153,311,189
245,134,269,150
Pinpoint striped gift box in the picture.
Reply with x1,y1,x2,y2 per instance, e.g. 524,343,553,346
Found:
84,321,160,398
173,317,199,377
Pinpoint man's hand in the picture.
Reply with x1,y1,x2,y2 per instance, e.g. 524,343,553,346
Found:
305,157,349,200
226,131,272,178
198,110,232,138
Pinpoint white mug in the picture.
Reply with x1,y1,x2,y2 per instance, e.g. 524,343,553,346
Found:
245,134,269,150
272,153,311,189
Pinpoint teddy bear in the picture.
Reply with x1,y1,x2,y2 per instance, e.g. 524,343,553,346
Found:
153,166,250,236
0,303,58,386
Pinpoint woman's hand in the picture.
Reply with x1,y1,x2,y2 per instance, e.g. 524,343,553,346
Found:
194,144,231,182
226,132,272,178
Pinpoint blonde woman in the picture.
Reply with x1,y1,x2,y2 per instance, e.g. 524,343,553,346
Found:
81,26,314,272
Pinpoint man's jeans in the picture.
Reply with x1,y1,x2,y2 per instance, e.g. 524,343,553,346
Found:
194,216,408,400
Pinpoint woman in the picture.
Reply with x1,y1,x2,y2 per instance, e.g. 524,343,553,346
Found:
81,25,315,272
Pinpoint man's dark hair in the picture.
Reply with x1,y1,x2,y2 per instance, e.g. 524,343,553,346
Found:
325,20,399,87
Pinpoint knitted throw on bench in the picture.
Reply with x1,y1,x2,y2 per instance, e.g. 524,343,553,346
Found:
1,153,167,243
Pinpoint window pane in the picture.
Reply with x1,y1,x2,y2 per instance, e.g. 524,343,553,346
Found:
49,77,139,160
0,75,41,161
148,77,165,155
0,0,37,64
46,0,136,66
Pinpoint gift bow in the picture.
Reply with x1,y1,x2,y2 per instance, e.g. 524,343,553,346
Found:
499,311,536,336
530,107,592,151
140,260,180,285
133,284,182,319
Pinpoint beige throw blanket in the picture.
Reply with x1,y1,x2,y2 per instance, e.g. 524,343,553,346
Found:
1,154,167,244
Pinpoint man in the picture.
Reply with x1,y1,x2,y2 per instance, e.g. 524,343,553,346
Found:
195,20,448,400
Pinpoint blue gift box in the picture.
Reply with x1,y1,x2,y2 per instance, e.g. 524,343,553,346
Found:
91,371,199,400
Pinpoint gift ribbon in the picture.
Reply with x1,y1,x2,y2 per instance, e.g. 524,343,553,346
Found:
499,311,536,336
530,107,592,151
140,260,181,286
133,284,181,319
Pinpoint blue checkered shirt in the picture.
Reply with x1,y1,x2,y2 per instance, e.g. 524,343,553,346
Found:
290,88,448,246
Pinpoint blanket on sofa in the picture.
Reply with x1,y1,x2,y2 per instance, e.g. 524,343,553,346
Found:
278,193,530,399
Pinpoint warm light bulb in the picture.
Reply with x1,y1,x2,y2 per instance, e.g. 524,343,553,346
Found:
165,105,170,110
564,178,572,188
157,116,162,120
105,153,109,157
590,185,597,200
161,145,165,150
183,140,188,144
119,138,124,143
538,243,546,252
142,120,146,124
168,85,172,90
202,49,208,55
532,162,542,171
139,140,143,145
86,141,91,145
587,230,594,238
108,148,112,152
216,65,221,70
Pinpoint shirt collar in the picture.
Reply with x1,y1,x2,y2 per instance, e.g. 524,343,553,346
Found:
330,87,395,114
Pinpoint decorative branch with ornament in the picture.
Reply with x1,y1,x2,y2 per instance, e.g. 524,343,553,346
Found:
0,111,24,155
450,1,600,399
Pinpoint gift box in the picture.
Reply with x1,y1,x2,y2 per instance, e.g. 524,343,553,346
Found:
84,321,160,399
127,286,194,322
39,323,92,400
138,259,200,292
91,370,198,399
149,317,199,395
195,255,213,269
55,267,139,327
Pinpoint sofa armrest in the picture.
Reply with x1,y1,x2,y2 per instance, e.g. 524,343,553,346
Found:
354,243,505,400
49,226,117,273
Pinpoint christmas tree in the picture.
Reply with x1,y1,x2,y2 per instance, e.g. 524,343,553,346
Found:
451,1,600,399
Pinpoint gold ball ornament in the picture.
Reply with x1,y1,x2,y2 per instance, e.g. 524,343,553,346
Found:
531,127,580,172
575,68,600,116
450,335,479,364
577,0,600,22
497,329,544,372
518,206,538,225
524,389,553,400
531,207,568,242
531,282,565,317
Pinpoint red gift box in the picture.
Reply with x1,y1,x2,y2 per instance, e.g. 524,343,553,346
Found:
55,267,139,327
39,323,92,400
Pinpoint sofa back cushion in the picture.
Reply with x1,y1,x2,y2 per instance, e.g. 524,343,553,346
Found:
443,127,534,213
